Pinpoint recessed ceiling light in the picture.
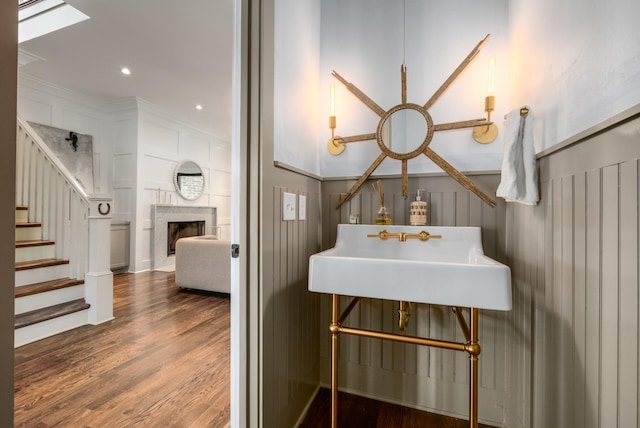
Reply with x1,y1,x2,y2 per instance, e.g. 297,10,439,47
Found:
195,104,203,110
121,67,131,75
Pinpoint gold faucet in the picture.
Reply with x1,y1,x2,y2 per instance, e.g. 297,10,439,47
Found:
367,229,442,242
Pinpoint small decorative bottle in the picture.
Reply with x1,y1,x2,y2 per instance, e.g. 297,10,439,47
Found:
375,205,392,225
372,179,392,225
410,189,427,226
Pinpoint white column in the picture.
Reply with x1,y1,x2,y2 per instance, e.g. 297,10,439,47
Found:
85,194,114,325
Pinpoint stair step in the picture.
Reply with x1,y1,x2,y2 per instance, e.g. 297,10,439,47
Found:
15,278,84,298
16,206,28,223
15,299,90,329
16,258,69,271
15,223,42,241
16,240,55,248
15,241,56,263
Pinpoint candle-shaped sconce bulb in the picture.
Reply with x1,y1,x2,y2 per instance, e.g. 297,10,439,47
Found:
484,57,496,114
330,82,335,116
474,55,498,143
326,80,345,154
487,57,496,96
329,82,336,130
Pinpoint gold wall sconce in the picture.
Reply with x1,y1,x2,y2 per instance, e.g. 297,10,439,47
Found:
326,34,497,209
327,82,345,155
472,57,498,144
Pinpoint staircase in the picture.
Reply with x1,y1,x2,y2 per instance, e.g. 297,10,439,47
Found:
14,205,91,347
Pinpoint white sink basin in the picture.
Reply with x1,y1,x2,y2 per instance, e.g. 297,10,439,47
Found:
308,224,512,311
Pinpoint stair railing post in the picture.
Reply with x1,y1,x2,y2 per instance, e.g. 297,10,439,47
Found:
85,194,114,324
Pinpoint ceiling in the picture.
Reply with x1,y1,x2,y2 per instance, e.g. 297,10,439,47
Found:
18,0,234,140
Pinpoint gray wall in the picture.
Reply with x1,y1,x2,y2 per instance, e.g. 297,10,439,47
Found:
505,113,640,428
320,174,509,424
0,2,17,425
262,168,322,427
260,1,323,426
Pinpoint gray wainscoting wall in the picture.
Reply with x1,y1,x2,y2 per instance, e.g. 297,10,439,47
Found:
320,174,508,425
505,114,640,428
262,168,323,427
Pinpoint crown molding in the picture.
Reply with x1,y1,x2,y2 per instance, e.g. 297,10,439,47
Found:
18,49,45,67
18,72,109,113
136,98,229,142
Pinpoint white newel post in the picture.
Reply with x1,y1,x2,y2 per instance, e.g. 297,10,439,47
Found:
85,194,115,325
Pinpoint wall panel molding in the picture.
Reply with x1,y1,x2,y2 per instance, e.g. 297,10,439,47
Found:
505,115,640,428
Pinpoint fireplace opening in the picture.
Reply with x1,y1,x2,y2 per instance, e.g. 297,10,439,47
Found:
167,220,205,256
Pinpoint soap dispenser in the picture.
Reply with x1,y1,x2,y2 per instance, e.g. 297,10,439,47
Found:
410,189,427,226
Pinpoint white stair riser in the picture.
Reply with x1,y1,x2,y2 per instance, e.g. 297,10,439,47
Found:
15,264,71,286
15,285,85,315
16,209,28,223
15,245,55,263
15,309,89,348
15,227,42,241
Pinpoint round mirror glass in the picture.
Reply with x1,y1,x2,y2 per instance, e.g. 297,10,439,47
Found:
380,107,429,156
174,160,204,200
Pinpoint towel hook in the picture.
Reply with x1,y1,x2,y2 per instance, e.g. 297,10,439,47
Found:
503,106,530,120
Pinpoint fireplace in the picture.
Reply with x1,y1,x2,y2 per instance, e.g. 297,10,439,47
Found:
167,221,205,256
151,205,216,270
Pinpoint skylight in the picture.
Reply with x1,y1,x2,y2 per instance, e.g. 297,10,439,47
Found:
18,0,89,44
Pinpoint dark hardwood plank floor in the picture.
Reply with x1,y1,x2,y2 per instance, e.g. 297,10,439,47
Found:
300,388,495,428
14,271,230,428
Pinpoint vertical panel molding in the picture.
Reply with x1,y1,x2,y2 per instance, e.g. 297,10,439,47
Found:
505,114,640,428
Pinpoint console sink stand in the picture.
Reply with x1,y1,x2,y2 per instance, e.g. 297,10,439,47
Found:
329,294,481,428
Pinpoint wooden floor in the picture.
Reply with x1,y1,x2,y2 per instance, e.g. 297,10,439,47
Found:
300,388,493,428
16,272,493,428
14,271,231,427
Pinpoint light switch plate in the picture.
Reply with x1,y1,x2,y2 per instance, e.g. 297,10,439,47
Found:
282,192,296,221
299,195,306,221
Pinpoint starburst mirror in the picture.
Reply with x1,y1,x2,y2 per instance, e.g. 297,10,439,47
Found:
329,34,497,209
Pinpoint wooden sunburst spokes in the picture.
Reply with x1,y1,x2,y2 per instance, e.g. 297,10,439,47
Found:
332,34,496,209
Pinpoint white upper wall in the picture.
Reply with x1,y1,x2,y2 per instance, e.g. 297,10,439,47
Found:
17,77,232,273
18,74,113,194
128,100,232,272
273,0,510,178
508,0,640,152
277,0,640,175
273,0,322,175
264,0,507,179
319,0,509,177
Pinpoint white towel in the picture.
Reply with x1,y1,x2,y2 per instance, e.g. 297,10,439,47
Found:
496,106,539,205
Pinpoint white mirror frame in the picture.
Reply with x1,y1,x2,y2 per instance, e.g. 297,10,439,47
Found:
174,160,205,201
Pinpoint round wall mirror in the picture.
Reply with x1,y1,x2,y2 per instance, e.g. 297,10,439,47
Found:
377,103,433,160
174,160,204,201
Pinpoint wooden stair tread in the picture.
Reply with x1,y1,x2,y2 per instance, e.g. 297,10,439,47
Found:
16,240,55,248
16,206,28,210
16,258,69,271
16,222,41,228
15,299,90,329
15,278,85,298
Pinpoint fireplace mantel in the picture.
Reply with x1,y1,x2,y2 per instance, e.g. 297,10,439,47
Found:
151,205,217,270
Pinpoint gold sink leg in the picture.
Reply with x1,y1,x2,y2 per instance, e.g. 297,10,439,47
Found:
398,301,410,331
330,294,340,428
468,307,480,428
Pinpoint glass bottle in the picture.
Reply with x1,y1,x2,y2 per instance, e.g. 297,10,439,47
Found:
374,206,392,225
